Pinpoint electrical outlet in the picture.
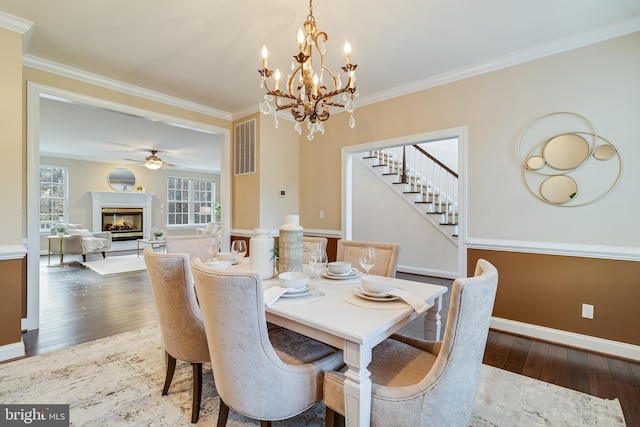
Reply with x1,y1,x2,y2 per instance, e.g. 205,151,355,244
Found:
582,303,594,319
319,210,324,219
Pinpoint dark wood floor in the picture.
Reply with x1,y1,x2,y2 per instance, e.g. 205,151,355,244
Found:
17,257,640,425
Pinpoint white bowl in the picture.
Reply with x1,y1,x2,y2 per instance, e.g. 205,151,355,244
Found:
215,251,235,261
327,261,352,275
206,260,232,271
279,272,309,289
361,275,393,294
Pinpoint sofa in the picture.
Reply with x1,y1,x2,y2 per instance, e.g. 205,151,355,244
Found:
50,224,112,263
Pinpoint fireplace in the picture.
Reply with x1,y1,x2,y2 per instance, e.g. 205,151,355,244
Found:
102,208,143,241
90,191,154,240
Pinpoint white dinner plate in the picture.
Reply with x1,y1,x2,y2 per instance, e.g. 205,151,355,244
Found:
322,268,359,280
281,285,314,298
352,287,399,302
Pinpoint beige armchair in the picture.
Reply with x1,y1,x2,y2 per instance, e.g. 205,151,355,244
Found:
190,259,344,426
336,240,401,277
49,225,111,262
164,234,217,263
143,248,210,423
324,259,499,427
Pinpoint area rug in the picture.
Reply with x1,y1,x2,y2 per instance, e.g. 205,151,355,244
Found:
0,326,625,426
80,254,146,275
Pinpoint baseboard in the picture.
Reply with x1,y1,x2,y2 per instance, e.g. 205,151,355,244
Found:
491,317,640,362
0,339,25,363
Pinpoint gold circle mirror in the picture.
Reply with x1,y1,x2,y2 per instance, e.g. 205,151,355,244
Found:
542,134,590,170
540,175,578,204
108,168,136,192
593,145,615,161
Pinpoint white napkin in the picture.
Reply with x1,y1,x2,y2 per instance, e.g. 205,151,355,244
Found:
387,288,429,315
264,286,289,306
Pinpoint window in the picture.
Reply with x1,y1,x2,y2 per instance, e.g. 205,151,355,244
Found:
167,177,216,226
40,165,68,231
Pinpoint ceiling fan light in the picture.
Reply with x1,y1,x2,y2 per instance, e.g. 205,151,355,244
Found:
145,160,162,170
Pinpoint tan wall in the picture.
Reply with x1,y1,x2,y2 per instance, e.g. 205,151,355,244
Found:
0,28,23,246
468,249,640,346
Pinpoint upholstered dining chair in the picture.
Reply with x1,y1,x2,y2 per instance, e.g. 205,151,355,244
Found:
190,259,345,427
164,234,217,263
336,240,401,277
323,258,498,427
303,236,328,264
143,247,210,423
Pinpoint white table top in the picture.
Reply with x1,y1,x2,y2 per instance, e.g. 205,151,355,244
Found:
263,270,446,348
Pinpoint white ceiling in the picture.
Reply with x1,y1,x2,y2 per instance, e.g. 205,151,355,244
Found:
1,0,639,172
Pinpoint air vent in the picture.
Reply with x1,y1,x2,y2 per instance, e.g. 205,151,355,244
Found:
234,119,256,175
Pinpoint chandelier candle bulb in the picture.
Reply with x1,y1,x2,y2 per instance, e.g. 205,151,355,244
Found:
275,69,280,90
345,41,351,63
261,45,268,68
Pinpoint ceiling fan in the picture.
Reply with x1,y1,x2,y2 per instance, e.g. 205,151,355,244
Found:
126,150,175,170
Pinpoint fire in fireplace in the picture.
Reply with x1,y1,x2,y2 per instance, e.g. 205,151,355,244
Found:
102,208,144,241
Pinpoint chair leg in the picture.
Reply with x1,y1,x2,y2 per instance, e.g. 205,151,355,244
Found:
162,352,177,396
102,251,106,259
82,254,87,262
217,398,230,427
325,407,344,427
191,363,203,423
260,421,272,427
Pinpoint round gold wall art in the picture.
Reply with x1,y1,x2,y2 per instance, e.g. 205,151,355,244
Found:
516,112,623,207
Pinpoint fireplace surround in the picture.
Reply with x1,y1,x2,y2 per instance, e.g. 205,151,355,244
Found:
90,191,153,240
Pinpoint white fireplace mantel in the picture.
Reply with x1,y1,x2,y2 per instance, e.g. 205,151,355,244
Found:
90,191,154,238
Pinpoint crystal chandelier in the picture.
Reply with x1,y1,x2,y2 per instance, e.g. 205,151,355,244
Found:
258,0,359,140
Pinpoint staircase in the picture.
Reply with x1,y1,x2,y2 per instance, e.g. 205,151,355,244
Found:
359,145,459,245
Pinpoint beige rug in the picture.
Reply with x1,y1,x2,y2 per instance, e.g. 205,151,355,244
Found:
80,254,146,275
0,326,625,426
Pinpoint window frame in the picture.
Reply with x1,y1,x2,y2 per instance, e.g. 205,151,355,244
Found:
39,165,69,232
166,176,216,227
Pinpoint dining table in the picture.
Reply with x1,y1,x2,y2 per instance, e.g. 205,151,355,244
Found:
224,259,448,427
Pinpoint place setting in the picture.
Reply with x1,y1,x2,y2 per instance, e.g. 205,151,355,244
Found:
263,272,324,306
342,246,429,314
205,240,249,270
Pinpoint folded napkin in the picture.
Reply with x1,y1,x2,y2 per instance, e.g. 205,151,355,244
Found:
387,288,429,315
264,286,289,306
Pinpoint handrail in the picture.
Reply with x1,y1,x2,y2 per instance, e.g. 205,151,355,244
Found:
412,144,458,178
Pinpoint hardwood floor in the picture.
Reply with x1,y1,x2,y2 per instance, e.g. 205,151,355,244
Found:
18,259,640,425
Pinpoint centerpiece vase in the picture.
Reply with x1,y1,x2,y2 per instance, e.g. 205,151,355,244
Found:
278,215,303,273
249,228,275,280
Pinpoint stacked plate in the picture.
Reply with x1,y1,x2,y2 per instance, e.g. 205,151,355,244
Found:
352,287,399,302
322,268,359,280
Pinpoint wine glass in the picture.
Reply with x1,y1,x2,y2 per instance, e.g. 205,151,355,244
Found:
206,237,218,262
309,244,328,281
358,246,377,276
231,240,247,262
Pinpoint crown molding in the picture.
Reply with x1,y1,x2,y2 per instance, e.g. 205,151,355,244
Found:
0,11,33,54
355,16,640,109
23,54,232,121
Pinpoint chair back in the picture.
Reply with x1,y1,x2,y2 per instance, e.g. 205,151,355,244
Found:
191,259,330,420
374,259,498,426
336,240,400,277
164,234,217,262
143,247,209,363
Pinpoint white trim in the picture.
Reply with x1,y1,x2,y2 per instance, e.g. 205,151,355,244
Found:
25,82,232,330
491,317,640,362
467,237,640,261
0,11,33,54
0,245,27,260
342,127,468,278
23,55,232,121
0,340,25,363
355,17,640,110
